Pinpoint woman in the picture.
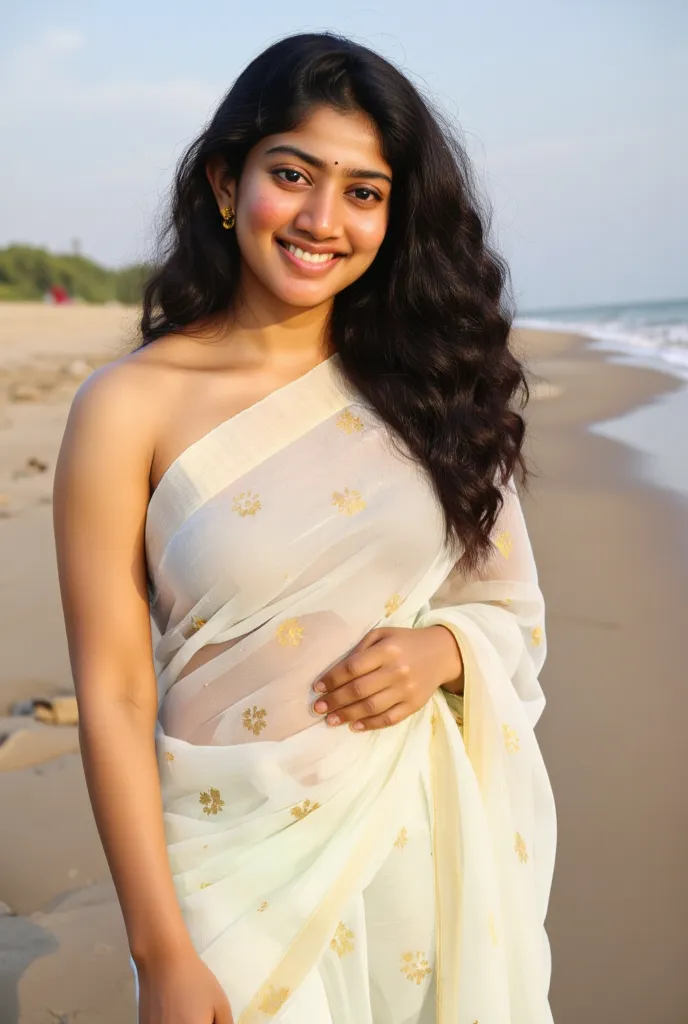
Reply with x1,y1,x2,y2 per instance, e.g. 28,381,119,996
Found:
53,32,556,1024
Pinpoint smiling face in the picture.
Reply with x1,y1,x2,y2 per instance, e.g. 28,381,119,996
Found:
207,105,393,311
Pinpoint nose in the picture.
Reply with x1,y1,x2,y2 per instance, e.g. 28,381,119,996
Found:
292,182,343,241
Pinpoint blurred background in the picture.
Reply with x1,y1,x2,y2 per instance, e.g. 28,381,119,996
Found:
0,2,686,1022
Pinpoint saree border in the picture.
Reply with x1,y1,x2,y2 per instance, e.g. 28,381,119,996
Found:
145,355,356,564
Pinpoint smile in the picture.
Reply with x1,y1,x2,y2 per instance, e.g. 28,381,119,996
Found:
276,238,346,273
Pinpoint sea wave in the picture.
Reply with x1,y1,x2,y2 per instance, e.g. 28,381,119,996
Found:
515,299,688,382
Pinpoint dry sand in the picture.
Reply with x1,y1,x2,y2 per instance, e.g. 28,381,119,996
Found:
0,303,686,1023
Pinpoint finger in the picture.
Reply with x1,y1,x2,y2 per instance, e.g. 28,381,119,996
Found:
314,670,393,721
350,702,409,732
320,685,399,727
351,627,391,652
314,643,385,694
214,995,235,1024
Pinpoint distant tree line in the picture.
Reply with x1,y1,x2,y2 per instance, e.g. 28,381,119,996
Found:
0,244,151,304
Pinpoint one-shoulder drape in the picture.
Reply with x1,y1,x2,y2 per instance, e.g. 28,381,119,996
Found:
138,355,556,1023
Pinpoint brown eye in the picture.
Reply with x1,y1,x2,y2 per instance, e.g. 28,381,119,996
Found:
350,186,382,203
273,168,306,185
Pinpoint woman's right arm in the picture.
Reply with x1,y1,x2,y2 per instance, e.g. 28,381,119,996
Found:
53,365,232,1024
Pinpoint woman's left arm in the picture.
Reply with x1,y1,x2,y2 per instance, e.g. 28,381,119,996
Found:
313,478,546,732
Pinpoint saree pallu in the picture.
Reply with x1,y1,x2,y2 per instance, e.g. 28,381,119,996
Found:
142,355,556,1023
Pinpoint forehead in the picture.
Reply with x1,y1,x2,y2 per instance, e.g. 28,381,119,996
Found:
257,106,391,174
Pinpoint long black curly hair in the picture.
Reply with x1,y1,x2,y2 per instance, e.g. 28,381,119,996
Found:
140,32,529,574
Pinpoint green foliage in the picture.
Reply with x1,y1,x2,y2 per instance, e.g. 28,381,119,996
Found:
0,244,151,305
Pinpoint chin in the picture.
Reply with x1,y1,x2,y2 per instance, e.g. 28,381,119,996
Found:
269,278,340,309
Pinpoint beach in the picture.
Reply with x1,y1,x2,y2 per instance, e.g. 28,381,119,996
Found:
0,303,686,1023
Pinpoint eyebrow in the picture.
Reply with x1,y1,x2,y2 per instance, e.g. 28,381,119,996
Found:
265,144,392,185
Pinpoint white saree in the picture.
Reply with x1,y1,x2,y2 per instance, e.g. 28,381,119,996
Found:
141,354,556,1023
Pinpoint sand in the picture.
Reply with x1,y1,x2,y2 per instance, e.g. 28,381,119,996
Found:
512,328,688,1023
0,302,686,1023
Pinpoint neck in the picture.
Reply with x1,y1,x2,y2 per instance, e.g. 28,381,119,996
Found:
222,261,334,365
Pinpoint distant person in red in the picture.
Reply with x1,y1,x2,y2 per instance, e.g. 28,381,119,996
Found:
50,285,70,304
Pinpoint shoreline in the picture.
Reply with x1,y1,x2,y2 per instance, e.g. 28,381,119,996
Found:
513,326,688,1022
513,325,688,509
0,306,686,1022
516,324,688,443
516,323,688,505
515,304,688,385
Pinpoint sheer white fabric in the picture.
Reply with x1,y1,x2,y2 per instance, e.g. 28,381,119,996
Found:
141,355,556,1023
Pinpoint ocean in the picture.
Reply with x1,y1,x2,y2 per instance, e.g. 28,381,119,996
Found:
516,297,688,503
516,297,688,381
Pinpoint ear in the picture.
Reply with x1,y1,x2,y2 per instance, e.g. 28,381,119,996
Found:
205,155,236,211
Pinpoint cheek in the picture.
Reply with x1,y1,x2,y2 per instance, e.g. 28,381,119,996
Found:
241,185,293,234
350,211,389,256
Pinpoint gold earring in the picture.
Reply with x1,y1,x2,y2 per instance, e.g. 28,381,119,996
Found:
221,206,235,230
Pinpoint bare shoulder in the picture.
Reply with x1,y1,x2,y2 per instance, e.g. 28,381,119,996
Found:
53,340,191,688
61,336,185,469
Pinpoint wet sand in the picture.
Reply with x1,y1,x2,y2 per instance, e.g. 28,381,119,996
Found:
0,303,686,1022
513,326,688,1024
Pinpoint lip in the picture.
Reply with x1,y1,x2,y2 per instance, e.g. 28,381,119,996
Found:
277,236,347,257
276,239,346,275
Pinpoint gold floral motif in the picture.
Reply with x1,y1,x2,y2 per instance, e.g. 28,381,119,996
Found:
275,617,305,647
531,626,543,646
502,724,520,754
200,881,212,890
232,489,262,518
290,799,320,820
384,593,404,618
242,705,268,736
400,950,432,985
199,787,225,816
258,901,269,912
488,912,499,947
430,712,438,737
332,488,366,516
336,409,365,434
490,598,512,608
394,827,409,849
330,921,355,957
493,529,513,559
165,751,174,761
257,985,291,1016
454,712,464,729
190,615,206,632
514,832,529,864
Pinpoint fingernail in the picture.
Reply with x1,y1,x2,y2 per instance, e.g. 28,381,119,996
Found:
314,701,327,714
327,714,340,726
351,722,365,731
313,681,326,693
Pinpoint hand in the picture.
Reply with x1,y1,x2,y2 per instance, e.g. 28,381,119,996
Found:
137,948,234,1024
312,626,463,732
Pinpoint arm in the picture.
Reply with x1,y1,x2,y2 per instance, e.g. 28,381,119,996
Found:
54,366,234,1024
422,476,547,730
53,366,195,966
310,478,545,742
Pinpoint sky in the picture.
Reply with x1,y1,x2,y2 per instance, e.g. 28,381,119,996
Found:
1,0,686,311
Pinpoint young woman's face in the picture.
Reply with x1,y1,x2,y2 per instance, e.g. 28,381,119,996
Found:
216,106,393,309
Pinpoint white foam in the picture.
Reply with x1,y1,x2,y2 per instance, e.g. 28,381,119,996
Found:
515,306,688,383
516,301,688,500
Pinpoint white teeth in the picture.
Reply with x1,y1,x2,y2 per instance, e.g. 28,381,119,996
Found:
285,243,336,264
